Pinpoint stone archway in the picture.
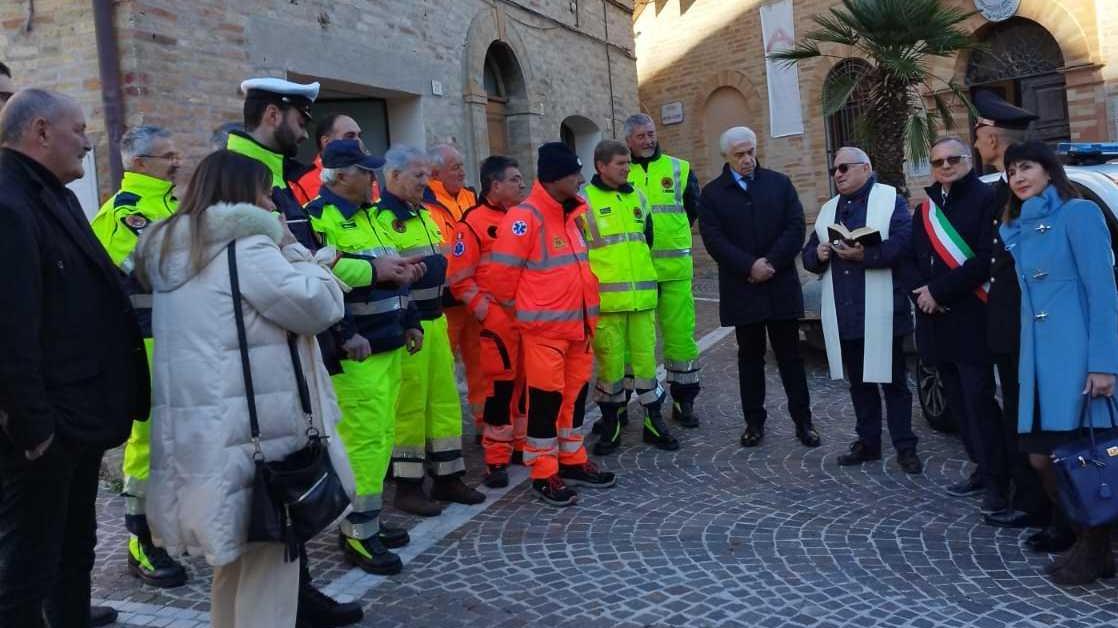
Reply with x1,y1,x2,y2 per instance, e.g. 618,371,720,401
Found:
692,69,760,180
463,6,539,180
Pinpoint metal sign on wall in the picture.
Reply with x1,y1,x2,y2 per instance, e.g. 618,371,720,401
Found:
661,101,684,125
973,0,1020,22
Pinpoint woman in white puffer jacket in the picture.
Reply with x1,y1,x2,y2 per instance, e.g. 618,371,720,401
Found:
134,150,353,627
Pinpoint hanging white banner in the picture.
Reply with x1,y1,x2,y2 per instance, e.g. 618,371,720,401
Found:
760,0,804,137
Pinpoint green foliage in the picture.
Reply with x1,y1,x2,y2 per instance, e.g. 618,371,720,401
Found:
770,0,979,190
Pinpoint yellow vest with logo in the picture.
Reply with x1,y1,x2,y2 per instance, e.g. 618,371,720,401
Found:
628,154,692,281
581,183,658,313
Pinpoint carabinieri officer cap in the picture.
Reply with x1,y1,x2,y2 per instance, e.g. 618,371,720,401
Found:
240,77,320,120
973,88,1038,131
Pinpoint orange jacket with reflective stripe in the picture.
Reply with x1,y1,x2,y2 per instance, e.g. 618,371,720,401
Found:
490,182,600,340
291,154,381,207
447,201,510,322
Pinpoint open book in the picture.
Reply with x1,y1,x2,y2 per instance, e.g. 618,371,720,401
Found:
827,224,881,247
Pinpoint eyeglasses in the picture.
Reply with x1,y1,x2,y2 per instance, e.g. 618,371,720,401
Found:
829,162,866,176
137,153,182,161
931,155,967,169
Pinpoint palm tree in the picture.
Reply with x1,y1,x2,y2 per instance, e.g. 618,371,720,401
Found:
770,0,978,196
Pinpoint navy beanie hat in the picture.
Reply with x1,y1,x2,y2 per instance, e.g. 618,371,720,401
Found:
537,142,582,182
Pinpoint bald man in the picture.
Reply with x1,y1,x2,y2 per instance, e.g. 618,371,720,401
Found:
803,147,921,475
0,89,148,626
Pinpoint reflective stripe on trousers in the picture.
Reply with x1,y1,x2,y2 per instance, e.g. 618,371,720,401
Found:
517,307,599,323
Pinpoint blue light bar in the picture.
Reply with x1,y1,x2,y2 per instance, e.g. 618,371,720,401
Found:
1058,142,1118,164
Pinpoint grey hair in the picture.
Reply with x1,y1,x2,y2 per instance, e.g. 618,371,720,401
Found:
836,146,872,169
320,165,361,186
383,144,428,176
121,125,172,167
427,143,462,169
623,113,655,138
0,88,77,146
719,126,757,154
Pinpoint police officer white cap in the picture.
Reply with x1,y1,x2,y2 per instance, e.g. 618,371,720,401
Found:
239,77,320,120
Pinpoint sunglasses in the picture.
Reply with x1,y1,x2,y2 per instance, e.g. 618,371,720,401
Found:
829,162,866,176
137,152,182,161
931,155,967,169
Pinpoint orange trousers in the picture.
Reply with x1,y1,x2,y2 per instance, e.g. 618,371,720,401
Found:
478,321,527,466
522,335,592,479
445,305,486,430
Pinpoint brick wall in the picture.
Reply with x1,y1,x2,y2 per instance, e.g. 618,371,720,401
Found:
634,0,1116,219
0,0,639,201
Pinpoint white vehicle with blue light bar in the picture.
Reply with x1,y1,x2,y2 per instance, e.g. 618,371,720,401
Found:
800,142,1118,433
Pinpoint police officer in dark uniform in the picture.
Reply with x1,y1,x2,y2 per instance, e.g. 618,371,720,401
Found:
974,89,1074,553
226,77,365,628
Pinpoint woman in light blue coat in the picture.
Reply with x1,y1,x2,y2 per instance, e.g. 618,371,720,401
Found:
1000,141,1118,586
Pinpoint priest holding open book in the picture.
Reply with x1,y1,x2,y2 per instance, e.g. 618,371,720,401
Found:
802,147,922,474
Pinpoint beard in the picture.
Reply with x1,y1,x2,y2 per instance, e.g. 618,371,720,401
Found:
274,123,301,158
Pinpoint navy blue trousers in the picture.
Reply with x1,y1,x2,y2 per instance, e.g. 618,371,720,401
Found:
840,336,917,452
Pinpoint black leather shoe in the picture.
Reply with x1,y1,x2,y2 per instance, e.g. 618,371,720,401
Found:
740,426,764,448
299,578,365,626
984,510,1050,529
377,522,410,549
1026,527,1076,553
837,440,881,466
91,606,118,627
795,423,821,448
897,448,923,474
945,474,984,497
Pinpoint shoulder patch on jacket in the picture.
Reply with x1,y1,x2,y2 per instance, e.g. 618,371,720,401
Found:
113,191,141,209
120,213,150,234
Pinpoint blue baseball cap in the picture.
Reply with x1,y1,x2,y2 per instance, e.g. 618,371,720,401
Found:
322,139,386,171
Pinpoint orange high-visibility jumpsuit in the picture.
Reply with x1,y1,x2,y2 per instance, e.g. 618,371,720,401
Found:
290,153,380,206
448,201,529,466
490,182,600,480
423,183,485,431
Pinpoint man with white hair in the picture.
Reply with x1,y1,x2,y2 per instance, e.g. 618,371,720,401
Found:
423,143,485,439
376,145,486,515
624,113,703,428
90,125,188,590
802,146,921,474
0,89,148,627
698,126,819,450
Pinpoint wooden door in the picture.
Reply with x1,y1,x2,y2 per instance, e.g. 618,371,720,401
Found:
486,99,508,156
1020,73,1070,143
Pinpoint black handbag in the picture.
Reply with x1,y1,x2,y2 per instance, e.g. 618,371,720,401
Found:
1051,395,1118,527
227,242,350,562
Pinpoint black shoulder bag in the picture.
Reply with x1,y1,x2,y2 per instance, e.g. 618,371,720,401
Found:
227,242,350,562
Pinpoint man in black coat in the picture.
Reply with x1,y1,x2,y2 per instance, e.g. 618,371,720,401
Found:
909,137,1003,512
698,126,819,449
0,89,150,627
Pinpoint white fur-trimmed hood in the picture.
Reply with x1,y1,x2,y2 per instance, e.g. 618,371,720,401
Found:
139,202,284,291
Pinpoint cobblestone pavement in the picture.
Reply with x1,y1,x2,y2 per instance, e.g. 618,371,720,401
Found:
89,242,1118,626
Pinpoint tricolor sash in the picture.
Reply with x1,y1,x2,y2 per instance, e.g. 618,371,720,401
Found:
919,199,989,302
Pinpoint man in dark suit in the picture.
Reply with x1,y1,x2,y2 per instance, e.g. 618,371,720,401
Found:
909,136,1003,511
698,126,820,449
0,89,150,627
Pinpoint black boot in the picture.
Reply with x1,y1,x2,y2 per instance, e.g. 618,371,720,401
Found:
642,406,680,451
126,517,188,588
298,578,364,627
339,531,403,575
377,521,410,549
91,606,118,627
430,474,486,504
593,403,623,456
673,399,699,429
393,479,444,516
